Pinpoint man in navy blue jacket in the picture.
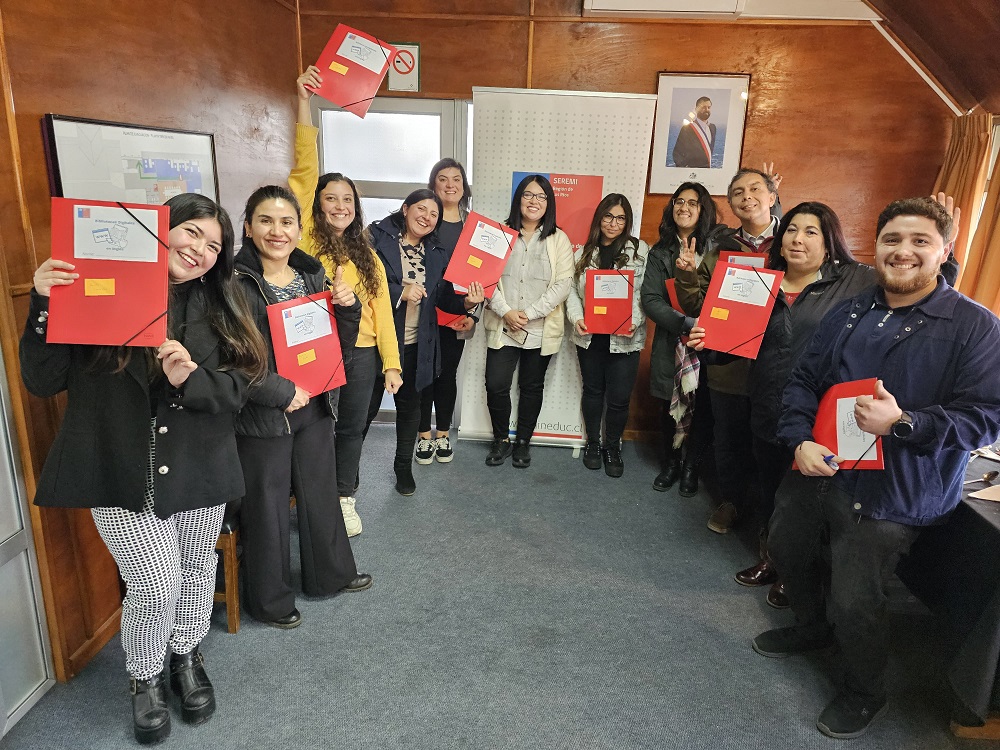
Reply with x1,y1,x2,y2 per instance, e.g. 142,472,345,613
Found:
752,197,1000,739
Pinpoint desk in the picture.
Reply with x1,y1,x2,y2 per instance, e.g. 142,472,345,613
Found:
896,452,1000,737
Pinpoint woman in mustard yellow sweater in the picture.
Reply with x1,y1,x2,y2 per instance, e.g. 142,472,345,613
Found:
290,66,402,537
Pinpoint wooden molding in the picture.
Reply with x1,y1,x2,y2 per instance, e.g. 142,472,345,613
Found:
10,282,32,297
271,0,297,12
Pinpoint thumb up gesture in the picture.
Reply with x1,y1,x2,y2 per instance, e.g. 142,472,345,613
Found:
330,266,356,307
854,379,902,436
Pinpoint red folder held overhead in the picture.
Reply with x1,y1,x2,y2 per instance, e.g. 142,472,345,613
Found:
443,212,518,295
306,25,397,118
718,250,767,268
584,269,634,335
698,262,783,359
48,197,169,348
266,292,346,396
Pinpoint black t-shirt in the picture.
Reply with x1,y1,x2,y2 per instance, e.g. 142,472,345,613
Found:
437,219,464,257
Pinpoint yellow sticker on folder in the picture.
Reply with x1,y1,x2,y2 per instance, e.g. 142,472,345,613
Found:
467,255,483,268
297,349,317,366
329,61,349,75
85,278,116,296
710,307,730,320
593,306,607,315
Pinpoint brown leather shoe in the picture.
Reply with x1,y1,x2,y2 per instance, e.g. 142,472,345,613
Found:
707,502,738,534
735,558,778,587
767,581,790,609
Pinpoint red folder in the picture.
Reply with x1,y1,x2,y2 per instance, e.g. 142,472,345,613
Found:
443,212,517,295
665,278,682,312
719,250,767,268
811,378,884,470
584,269,634,335
698,262,783,359
437,308,465,327
265,292,346,396
47,197,169,347
306,25,397,118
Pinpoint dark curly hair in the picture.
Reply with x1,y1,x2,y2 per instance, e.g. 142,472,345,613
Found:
310,173,381,300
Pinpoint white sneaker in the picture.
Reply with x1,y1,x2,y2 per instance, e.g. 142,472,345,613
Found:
340,496,362,537
434,435,454,463
415,438,435,465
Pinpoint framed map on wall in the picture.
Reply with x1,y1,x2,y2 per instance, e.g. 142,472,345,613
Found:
42,114,219,204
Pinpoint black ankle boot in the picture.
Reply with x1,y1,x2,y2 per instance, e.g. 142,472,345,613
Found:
394,461,416,496
678,462,699,497
131,672,171,744
653,450,682,491
170,646,216,725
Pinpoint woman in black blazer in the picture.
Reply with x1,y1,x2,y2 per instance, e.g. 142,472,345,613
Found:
21,194,267,744
233,185,371,630
365,188,483,496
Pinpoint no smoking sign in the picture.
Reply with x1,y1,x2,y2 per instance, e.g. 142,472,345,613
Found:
388,43,420,92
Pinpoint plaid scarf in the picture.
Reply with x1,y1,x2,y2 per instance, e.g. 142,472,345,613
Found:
669,339,701,449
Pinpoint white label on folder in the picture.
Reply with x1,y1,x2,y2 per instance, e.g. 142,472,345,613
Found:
836,397,878,461
593,274,629,299
73,206,159,263
282,301,333,348
337,33,389,74
717,267,772,307
469,221,510,259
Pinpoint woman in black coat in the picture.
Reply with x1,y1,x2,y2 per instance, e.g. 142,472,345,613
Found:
365,188,483,496
21,193,267,744
233,185,371,630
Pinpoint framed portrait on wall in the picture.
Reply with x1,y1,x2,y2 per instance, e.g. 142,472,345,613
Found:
42,114,219,204
649,73,751,195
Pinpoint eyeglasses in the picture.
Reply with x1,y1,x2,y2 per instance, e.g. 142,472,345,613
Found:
521,191,548,202
673,198,701,209
602,213,627,226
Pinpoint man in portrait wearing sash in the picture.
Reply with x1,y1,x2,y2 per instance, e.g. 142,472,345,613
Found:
671,96,717,168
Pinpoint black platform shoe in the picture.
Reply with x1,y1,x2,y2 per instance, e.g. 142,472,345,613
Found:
170,647,216,725
131,672,171,744
394,461,416,496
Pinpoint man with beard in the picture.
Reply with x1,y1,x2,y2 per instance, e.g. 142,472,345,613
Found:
753,197,1000,739
672,96,717,168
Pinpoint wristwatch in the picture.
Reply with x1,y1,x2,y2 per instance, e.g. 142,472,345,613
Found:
891,411,914,439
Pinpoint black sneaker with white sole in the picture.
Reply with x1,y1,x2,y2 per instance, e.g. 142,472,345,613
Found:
415,438,435,465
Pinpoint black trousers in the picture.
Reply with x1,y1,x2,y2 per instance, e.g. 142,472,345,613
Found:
418,325,465,433
485,345,552,441
685,373,714,464
237,400,358,622
768,474,921,701
335,344,379,497
366,342,422,467
709,390,757,514
752,435,794,542
576,337,640,445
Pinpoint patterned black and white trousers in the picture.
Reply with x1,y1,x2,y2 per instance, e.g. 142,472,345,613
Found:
91,423,225,680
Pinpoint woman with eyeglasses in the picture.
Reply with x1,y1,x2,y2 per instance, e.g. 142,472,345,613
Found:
640,181,724,495
366,189,484,495
565,194,648,476
483,174,574,468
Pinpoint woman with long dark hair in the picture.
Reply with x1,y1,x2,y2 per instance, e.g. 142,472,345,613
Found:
234,185,372,630
565,194,648,477
640,181,723,495
414,158,476,465
367,189,484,495
291,66,402,537
22,193,267,744
483,174,574,468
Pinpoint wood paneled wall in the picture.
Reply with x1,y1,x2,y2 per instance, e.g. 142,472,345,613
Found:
0,0,955,681
0,0,299,680
300,1,952,436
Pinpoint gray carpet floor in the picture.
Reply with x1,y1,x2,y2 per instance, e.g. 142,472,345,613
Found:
4,425,995,749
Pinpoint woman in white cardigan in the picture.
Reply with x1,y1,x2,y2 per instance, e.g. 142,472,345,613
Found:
565,194,648,477
483,174,574,468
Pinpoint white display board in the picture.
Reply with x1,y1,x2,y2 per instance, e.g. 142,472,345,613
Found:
458,87,656,447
